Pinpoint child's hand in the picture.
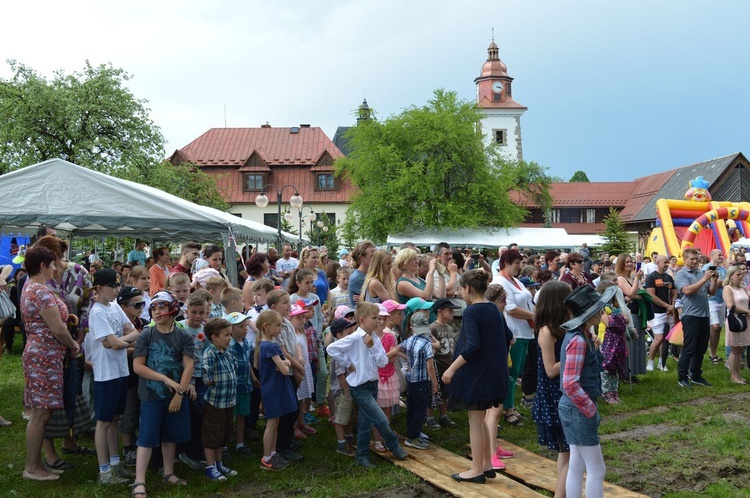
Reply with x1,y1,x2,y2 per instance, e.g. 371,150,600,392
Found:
169,394,183,413
187,384,197,401
363,333,374,348
163,376,183,393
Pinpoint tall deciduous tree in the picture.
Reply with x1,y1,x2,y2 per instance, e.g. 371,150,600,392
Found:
0,60,164,175
569,170,590,182
336,89,551,242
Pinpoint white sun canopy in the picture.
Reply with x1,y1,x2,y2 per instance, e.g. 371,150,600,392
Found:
386,227,607,250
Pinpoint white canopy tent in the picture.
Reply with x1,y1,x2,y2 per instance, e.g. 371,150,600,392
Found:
0,159,300,283
386,227,607,250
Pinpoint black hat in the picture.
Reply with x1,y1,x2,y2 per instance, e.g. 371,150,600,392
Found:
330,318,357,336
561,285,618,331
93,268,119,287
117,286,143,304
433,298,460,311
518,276,541,288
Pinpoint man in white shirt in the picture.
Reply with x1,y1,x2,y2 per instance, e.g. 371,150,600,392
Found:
275,245,298,287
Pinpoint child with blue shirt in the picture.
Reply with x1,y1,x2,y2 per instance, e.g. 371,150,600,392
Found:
226,312,258,457
202,317,239,481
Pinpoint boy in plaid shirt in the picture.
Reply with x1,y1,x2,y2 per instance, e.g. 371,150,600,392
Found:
398,313,438,450
202,317,239,481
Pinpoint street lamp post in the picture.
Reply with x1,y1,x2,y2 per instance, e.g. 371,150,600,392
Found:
255,184,303,249
284,205,316,253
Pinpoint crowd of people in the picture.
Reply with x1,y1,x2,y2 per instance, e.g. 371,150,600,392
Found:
2,228,750,498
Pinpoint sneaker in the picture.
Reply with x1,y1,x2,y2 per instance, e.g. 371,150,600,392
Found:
419,432,430,441
691,377,712,387
356,456,376,469
425,417,441,431
316,404,331,417
439,415,457,428
279,449,303,462
646,359,655,371
495,445,514,459
658,362,669,372
221,447,232,462
336,442,355,457
216,461,237,477
303,413,319,425
235,445,254,457
491,453,507,470
405,437,430,450
677,378,693,389
260,454,289,471
345,435,356,448
124,449,137,467
391,445,409,460
112,464,135,479
519,396,535,409
179,451,204,471
97,469,130,485
205,465,227,481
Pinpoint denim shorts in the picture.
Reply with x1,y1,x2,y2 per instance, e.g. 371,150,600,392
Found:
558,395,600,446
137,397,190,448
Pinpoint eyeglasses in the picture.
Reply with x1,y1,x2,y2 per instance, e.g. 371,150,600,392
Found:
570,260,583,264
149,302,170,310
128,301,146,310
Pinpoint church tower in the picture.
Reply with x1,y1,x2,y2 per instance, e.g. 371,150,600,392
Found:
475,36,527,162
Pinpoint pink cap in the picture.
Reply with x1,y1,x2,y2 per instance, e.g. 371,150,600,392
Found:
334,305,355,320
377,303,390,316
382,299,406,313
289,304,308,317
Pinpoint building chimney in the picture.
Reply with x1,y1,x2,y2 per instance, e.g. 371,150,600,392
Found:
261,122,271,128
300,124,311,128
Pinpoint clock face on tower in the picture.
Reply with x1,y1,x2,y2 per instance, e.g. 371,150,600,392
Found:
491,81,503,93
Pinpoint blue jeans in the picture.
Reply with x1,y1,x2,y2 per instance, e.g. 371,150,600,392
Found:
349,380,400,459
406,380,430,439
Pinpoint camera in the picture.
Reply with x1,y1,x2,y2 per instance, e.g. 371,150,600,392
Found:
470,254,479,261
708,265,717,271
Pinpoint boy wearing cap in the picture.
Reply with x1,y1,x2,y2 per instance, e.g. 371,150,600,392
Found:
89,269,140,484
227,312,258,457
329,318,358,456
427,298,460,430
132,292,194,496
395,313,439,450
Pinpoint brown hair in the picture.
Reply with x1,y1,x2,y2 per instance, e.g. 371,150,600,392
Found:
220,287,243,307
534,281,572,340
287,268,315,294
251,278,275,294
460,269,491,295
33,235,66,258
186,293,208,309
267,289,290,307
204,317,232,340
24,245,57,276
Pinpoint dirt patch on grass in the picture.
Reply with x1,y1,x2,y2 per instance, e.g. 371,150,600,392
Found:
355,481,453,498
600,422,680,442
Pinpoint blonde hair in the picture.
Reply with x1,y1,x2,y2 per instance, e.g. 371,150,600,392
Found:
254,309,283,365
363,249,395,299
724,265,743,287
219,287,243,307
355,302,380,322
394,248,417,272
299,246,319,269
167,272,190,288
128,265,149,285
205,276,228,292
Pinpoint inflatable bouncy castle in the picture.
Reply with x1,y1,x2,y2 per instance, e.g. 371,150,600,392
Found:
645,176,750,263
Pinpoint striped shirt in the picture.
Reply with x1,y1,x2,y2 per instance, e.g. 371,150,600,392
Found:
400,334,434,383
202,343,237,408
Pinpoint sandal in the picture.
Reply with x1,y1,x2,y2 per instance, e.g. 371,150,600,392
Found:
711,356,720,365
61,445,96,455
372,440,387,453
130,481,148,498
163,473,187,485
503,412,523,426
0,416,12,427
43,457,74,470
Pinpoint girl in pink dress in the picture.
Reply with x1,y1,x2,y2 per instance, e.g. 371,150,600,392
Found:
372,304,401,452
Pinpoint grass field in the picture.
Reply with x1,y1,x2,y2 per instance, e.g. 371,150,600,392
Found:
1,334,749,497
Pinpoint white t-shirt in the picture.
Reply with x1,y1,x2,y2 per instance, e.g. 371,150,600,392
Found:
491,273,535,340
276,257,298,274
88,301,132,382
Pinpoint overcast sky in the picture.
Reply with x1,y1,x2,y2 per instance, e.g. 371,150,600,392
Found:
2,0,748,182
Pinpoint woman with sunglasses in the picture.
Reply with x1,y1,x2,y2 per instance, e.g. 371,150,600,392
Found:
560,252,594,291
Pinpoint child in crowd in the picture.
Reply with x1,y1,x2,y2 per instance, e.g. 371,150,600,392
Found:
128,266,151,322
177,293,209,471
290,303,317,437
327,302,409,469
267,290,304,463
256,310,298,471
226,312,258,457
220,286,244,315
371,303,400,453
596,281,629,405
247,278,273,322
289,269,330,418
202,317,239,481
330,267,352,314
328,318,358,456
89,269,140,484
245,278,273,436
132,292,194,498
395,313,438,450
382,300,405,341
427,298,460,430
116,286,147,468
167,272,191,320
205,276,229,318
559,285,618,498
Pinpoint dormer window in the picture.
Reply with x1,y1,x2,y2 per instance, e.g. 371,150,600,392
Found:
317,174,336,191
244,173,265,191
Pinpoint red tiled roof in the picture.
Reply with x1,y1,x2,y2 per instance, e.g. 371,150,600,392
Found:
511,182,635,208
519,222,605,235
478,95,528,109
173,127,344,167
618,169,677,221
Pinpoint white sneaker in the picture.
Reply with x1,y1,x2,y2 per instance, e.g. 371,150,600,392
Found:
659,363,669,372
646,360,654,372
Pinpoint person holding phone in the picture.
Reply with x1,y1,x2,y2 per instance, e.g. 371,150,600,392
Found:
702,249,726,365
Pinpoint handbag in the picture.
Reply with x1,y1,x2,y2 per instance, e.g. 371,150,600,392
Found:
0,290,15,321
726,305,748,333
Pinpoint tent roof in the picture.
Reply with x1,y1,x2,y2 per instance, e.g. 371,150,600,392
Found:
0,159,296,243
386,227,608,250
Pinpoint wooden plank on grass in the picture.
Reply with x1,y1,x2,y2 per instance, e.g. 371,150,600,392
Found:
500,441,649,498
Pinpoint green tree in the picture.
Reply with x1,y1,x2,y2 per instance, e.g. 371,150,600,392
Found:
336,89,551,242
569,170,590,182
601,207,633,255
0,60,164,176
308,211,339,254
144,161,229,211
